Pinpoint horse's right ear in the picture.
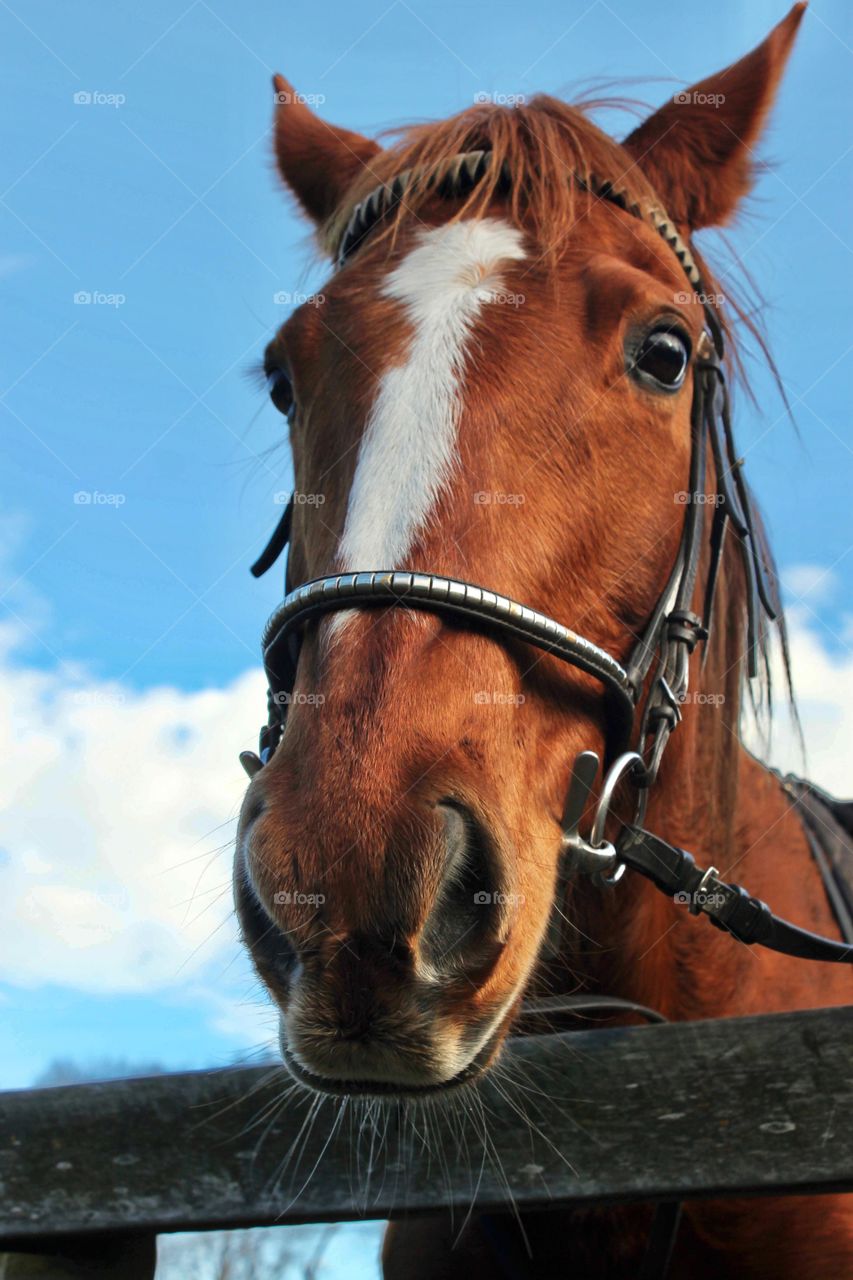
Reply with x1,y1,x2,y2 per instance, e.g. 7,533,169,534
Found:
272,76,381,227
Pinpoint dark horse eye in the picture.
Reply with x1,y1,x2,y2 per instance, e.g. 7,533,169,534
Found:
267,368,294,417
631,329,690,391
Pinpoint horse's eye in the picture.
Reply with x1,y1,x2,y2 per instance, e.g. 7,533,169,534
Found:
267,368,294,417
630,329,690,392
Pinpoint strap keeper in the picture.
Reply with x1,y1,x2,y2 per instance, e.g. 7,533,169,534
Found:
647,701,680,731
666,609,708,652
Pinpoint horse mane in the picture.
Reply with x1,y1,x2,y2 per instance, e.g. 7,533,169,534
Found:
319,95,794,782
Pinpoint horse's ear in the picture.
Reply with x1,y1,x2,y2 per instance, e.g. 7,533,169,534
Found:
272,75,381,225
623,4,806,231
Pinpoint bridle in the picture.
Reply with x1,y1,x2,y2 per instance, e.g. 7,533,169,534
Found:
242,147,852,968
241,148,853,1277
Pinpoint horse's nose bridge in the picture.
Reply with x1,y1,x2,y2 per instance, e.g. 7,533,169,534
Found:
252,757,438,934
249,609,527,974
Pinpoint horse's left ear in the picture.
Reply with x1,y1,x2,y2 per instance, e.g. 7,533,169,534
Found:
623,3,806,230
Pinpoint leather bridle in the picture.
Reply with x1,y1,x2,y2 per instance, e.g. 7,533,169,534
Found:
241,150,852,1277
243,149,851,967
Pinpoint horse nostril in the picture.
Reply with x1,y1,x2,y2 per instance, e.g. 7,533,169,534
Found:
234,862,298,989
419,801,506,980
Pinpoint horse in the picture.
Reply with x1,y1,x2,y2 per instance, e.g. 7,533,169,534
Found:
235,4,853,1274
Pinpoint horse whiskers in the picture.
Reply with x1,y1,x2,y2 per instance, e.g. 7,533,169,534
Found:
267,1089,329,1206
281,1095,347,1216
189,1064,290,1133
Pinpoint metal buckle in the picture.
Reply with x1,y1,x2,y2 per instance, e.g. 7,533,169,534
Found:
689,865,721,916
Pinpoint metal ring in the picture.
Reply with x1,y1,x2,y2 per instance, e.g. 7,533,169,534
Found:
596,846,626,887
589,751,647,885
589,751,647,846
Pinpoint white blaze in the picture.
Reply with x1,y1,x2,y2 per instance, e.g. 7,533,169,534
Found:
336,218,527,572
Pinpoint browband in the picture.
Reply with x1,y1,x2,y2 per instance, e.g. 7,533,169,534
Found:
334,150,723,356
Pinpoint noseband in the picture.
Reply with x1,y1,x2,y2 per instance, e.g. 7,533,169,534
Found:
244,154,853,969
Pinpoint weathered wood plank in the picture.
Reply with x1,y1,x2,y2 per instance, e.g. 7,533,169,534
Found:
0,1007,851,1244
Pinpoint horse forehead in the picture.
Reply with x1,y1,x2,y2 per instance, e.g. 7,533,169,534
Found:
329,217,529,582
379,217,528,308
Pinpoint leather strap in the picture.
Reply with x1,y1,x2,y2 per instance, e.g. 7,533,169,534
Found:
618,826,853,963
250,493,293,579
261,570,638,759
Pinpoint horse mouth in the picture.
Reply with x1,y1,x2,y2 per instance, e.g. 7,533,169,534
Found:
279,1021,506,1100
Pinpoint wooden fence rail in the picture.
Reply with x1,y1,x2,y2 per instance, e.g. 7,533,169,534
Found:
0,1006,851,1264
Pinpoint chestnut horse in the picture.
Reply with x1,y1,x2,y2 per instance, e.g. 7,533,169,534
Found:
236,5,852,1275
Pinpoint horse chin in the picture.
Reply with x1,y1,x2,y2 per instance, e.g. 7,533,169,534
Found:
278,1019,508,1102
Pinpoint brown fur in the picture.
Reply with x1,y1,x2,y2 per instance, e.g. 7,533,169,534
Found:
238,5,852,1274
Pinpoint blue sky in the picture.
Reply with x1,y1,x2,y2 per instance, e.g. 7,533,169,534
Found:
0,0,851,1135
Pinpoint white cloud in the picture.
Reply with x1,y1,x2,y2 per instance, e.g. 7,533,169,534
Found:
780,563,839,607
748,605,853,797
0,619,267,996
